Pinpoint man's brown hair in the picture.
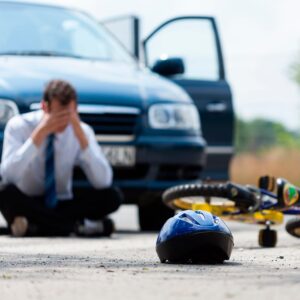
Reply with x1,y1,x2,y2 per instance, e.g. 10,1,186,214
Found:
43,79,77,106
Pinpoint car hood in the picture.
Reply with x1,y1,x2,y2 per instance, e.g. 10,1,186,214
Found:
0,56,191,110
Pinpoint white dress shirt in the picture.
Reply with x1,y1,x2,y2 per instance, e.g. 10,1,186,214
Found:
0,110,113,200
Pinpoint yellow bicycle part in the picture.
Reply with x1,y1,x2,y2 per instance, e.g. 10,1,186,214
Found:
222,210,284,225
173,199,284,225
222,210,283,225
252,210,284,225
173,199,238,215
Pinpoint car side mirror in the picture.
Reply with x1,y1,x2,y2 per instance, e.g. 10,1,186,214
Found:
151,57,185,77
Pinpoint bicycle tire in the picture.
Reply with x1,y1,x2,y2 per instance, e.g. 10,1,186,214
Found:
285,217,300,238
162,182,259,211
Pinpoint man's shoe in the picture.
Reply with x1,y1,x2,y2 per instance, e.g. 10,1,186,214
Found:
10,216,28,237
76,218,115,237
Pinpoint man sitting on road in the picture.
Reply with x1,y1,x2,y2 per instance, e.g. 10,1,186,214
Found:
0,79,122,237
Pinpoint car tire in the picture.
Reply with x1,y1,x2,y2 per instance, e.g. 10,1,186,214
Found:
138,194,174,231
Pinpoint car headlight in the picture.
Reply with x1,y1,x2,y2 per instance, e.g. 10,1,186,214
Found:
148,104,200,130
0,99,19,126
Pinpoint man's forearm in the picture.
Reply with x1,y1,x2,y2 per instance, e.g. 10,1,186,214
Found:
31,125,48,147
79,146,113,188
72,121,88,150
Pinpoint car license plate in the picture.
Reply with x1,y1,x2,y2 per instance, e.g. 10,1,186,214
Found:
101,146,136,167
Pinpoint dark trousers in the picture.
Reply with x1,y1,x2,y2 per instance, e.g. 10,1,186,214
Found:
0,185,123,236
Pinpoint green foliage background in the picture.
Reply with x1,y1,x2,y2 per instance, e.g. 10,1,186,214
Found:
291,56,300,86
235,118,300,153
235,51,300,154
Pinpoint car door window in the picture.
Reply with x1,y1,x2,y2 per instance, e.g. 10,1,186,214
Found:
145,18,220,81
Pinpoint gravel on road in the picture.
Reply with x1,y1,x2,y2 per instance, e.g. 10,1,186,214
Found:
0,208,299,300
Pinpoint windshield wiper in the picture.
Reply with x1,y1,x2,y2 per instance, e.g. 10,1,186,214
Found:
0,50,86,59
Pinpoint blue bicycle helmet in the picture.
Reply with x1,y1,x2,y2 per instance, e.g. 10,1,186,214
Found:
156,210,234,263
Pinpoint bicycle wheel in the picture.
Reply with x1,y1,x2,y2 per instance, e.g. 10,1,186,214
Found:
162,182,260,213
285,217,300,238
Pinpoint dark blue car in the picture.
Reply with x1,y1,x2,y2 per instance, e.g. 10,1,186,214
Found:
0,1,234,230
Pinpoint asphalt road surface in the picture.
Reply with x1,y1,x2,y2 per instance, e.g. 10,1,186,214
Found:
0,205,299,300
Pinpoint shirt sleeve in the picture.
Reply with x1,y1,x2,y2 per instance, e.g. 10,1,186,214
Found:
1,116,39,184
76,124,113,189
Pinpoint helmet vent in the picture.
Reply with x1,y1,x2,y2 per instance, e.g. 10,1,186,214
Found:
179,213,198,224
195,210,205,220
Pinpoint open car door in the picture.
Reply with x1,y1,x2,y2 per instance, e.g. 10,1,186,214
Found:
143,16,234,180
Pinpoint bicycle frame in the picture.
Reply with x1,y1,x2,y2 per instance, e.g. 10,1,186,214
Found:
170,185,300,225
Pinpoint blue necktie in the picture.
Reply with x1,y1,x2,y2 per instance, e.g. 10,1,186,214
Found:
45,134,57,208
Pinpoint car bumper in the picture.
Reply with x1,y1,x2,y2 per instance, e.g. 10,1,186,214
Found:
201,146,234,180
73,135,206,203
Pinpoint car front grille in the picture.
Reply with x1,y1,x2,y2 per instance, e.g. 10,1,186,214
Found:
78,105,140,142
80,112,138,135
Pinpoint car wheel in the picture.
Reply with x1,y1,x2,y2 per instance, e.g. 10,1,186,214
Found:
138,194,174,231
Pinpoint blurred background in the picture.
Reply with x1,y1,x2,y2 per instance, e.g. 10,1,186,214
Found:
19,0,300,185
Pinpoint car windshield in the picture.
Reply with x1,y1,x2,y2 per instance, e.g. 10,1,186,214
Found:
0,2,135,63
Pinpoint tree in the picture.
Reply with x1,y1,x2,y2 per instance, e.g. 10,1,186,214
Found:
291,57,300,86
235,118,300,153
